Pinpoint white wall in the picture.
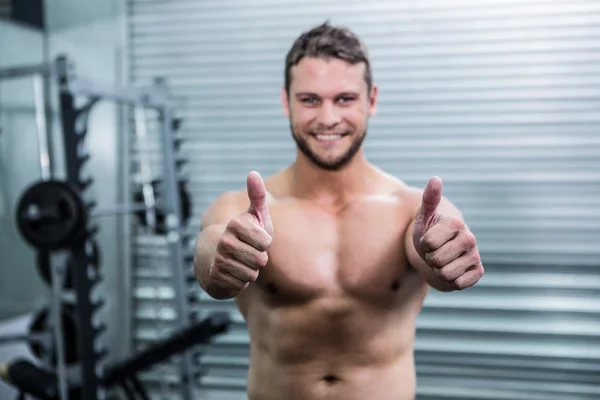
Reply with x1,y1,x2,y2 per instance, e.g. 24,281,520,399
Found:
0,19,53,400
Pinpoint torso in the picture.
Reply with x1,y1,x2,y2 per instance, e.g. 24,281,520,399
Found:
234,168,429,400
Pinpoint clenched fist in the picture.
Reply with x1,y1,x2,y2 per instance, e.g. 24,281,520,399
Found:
412,176,483,290
209,171,274,292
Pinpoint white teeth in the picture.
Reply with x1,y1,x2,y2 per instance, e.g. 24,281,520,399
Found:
316,134,342,141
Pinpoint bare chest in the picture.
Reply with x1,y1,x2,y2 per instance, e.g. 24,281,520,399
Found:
254,197,419,306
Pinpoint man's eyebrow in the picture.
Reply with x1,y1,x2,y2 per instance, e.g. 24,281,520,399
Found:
295,92,319,97
295,92,360,98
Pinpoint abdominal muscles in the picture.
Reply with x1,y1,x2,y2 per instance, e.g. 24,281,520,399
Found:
245,295,419,400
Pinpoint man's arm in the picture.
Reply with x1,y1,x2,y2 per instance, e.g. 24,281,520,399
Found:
403,177,483,292
193,190,246,299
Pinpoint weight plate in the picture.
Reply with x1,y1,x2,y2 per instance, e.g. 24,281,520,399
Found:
28,306,80,366
16,180,87,251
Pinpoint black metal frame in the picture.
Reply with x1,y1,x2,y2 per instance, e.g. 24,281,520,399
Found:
55,56,107,400
53,54,197,399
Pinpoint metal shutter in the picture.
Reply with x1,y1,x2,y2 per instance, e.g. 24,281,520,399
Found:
0,0,11,20
127,1,600,399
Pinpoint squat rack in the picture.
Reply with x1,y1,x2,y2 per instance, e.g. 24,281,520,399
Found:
0,54,209,400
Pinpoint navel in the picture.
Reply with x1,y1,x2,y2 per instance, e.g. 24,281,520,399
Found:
390,280,401,291
321,374,340,384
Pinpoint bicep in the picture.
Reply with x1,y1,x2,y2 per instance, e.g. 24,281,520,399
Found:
196,191,246,251
200,191,247,230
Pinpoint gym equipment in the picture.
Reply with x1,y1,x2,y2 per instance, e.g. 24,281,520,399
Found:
133,179,192,234
28,306,80,366
0,311,231,400
0,54,212,400
15,175,193,250
16,180,88,251
37,241,100,289
0,62,53,180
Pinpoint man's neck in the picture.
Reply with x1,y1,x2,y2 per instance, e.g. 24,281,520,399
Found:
289,152,376,205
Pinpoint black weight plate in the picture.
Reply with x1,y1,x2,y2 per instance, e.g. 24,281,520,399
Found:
16,180,87,251
28,306,80,366
36,240,100,289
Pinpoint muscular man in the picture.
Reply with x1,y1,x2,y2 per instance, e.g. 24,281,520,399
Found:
194,21,484,400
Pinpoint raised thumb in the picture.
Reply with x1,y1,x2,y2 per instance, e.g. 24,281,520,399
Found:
419,176,443,221
246,171,273,235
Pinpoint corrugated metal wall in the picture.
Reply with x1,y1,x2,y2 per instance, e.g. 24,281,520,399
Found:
126,1,600,399
0,0,11,20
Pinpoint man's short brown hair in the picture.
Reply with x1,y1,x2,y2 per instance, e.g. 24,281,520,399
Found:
284,21,373,94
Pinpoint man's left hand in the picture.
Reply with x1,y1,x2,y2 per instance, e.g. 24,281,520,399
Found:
412,176,484,290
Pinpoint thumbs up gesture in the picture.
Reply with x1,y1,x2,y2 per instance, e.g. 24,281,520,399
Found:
412,177,483,291
209,171,274,292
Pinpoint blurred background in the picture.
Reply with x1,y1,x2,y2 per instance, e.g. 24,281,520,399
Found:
0,0,599,399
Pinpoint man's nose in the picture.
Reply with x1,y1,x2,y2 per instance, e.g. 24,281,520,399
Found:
317,102,341,128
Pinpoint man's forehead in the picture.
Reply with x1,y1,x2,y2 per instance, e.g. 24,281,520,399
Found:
290,57,366,91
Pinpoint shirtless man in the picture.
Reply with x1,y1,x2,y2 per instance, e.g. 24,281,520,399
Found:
194,22,484,400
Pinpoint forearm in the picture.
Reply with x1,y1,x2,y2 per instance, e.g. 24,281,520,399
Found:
193,224,242,300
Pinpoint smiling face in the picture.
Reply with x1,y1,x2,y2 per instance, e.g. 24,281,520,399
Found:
282,57,378,171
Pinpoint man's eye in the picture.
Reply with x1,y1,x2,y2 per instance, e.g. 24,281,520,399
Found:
301,97,318,104
338,97,355,103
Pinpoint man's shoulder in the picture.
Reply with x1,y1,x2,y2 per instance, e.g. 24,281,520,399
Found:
375,169,423,206
201,170,285,227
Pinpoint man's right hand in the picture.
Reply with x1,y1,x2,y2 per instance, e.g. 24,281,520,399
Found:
208,171,274,292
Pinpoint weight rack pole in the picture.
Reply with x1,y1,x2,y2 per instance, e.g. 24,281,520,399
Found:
50,253,70,400
33,74,52,181
56,55,107,400
159,105,196,400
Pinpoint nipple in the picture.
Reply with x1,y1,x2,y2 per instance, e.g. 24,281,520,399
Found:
266,282,278,294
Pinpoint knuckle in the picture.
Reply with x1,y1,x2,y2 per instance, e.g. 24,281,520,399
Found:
230,278,245,290
261,233,273,250
247,268,260,282
476,264,485,278
471,251,482,265
438,268,454,282
451,218,465,231
255,251,269,268
464,231,476,247
426,252,443,268
420,235,434,251
218,234,236,252
212,253,226,268
227,216,243,232
209,264,223,281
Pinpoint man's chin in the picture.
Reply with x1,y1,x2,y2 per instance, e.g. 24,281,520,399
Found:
304,152,354,171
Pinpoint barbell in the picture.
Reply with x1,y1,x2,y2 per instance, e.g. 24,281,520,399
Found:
16,178,192,251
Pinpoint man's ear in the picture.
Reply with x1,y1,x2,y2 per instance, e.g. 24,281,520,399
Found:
281,86,290,118
368,84,378,117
